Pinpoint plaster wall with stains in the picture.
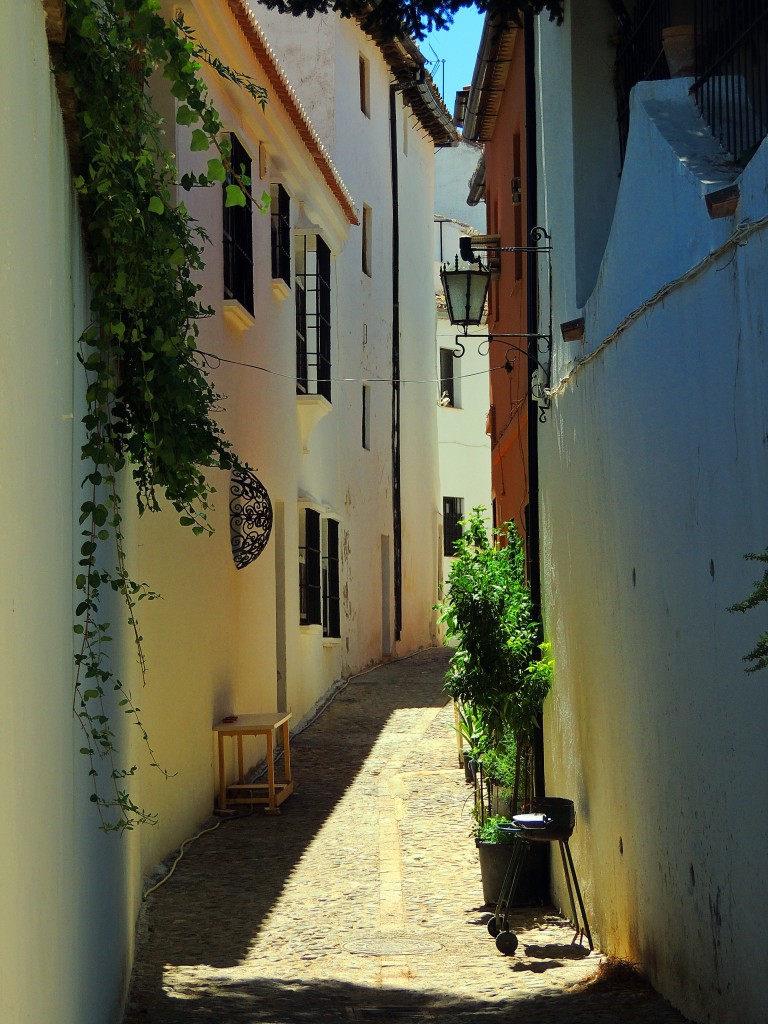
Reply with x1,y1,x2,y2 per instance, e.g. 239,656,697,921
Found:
537,7,768,1021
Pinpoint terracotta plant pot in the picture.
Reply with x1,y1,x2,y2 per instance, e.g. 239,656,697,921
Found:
662,24,695,77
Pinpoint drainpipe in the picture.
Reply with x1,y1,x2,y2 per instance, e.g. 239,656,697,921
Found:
524,12,546,801
389,82,402,642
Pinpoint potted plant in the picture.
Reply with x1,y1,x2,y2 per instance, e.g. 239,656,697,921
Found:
437,509,551,801
436,508,554,904
473,815,517,905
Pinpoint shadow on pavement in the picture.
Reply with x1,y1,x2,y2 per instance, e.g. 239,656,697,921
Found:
131,653,451,968
126,966,691,1023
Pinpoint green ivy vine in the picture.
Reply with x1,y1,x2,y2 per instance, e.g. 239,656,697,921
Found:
60,0,268,830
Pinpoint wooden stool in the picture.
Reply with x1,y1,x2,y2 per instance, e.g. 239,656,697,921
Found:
213,712,293,813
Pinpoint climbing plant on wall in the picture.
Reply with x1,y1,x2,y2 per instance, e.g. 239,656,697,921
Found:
59,0,268,830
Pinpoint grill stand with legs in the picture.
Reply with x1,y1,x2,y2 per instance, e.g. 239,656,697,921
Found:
488,829,593,955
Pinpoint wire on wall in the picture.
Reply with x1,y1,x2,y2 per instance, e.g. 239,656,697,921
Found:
548,214,768,400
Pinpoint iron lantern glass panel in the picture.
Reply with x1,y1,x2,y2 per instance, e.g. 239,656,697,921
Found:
441,265,490,327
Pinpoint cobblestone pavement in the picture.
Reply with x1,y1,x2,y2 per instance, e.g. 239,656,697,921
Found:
125,647,693,1024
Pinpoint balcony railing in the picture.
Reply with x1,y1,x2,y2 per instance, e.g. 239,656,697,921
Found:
692,0,768,165
613,0,768,166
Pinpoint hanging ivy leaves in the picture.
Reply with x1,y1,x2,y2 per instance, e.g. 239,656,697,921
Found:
60,0,268,830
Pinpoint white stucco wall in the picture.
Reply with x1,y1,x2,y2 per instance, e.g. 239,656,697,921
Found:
537,45,768,1023
0,4,137,1022
434,138,486,231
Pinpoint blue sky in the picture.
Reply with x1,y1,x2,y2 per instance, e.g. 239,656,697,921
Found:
420,5,485,109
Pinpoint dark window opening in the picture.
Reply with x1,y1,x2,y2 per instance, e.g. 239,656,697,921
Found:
359,54,370,117
223,134,254,314
439,348,457,408
323,519,341,638
300,509,341,637
271,183,291,286
362,384,371,449
300,508,322,626
443,496,464,556
362,204,372,276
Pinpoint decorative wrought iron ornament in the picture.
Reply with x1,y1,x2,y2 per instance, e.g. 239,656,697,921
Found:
229,469,273,569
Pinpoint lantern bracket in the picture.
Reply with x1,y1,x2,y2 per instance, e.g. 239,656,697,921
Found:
442,227,553,421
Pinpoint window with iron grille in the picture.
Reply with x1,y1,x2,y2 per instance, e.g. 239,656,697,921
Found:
223,134,254,314
295,234,332,402
271,183,291,286
439,348,458,407
299,508,341,637
299,508,322,626
443,496,463,556
322,518,340,638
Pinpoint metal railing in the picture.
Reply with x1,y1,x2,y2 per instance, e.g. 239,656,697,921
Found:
613,0,671,165
692,0,768,165
613,0,768,166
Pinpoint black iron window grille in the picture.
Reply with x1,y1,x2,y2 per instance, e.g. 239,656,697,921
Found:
299,508,322,626
299,509,341,636
295,234,332,401
613,0,768,167
443,496,464,556
223,134,254,314
271,183,291,286
322,518,341,638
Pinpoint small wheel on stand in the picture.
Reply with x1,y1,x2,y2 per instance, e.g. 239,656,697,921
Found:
495,930,519,956
487,917,499,937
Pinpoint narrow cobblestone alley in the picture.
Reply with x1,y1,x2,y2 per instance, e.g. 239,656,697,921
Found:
124,648,692,1024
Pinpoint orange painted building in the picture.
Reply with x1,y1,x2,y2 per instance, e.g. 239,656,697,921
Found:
457,16,531,544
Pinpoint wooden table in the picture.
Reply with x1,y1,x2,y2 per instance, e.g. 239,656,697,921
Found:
213,712,293,813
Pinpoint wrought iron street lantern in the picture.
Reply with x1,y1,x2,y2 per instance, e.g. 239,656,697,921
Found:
439,228,554,421
440,255,491,332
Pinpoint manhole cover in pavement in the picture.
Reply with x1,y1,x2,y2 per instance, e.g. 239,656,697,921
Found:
342,934,442,955
348,1009,433,1021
